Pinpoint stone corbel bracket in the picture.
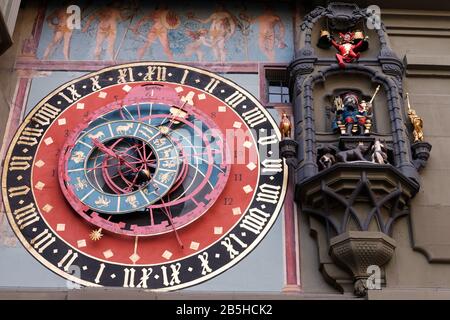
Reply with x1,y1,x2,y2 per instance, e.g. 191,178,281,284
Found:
298,163,419,296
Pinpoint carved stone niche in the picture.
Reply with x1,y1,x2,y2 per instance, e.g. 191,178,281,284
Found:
297,163,419,296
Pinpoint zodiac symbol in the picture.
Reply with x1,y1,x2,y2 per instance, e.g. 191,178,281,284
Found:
116,123,134,134
125,195,139,209
158,172,173,184
88,131,105,140
74,177,88,191
94,195,110,208
162,160,176,168
71,151,85,164
153,138,165,147
162,149,172,158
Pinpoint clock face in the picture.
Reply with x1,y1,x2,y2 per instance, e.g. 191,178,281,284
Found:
2,62,287,290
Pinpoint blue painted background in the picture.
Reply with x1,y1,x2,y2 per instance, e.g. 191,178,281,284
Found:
37,0,294,62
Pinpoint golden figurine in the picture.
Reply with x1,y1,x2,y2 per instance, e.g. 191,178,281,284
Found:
406,93,424,142
279,112,292,139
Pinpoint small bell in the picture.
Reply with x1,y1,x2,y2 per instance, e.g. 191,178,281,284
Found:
317,30,332,49
353,30,369,52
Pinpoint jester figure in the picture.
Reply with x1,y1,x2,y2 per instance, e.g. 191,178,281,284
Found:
329,32,368,68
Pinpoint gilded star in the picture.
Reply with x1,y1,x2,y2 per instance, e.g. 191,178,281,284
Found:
90,229,103,241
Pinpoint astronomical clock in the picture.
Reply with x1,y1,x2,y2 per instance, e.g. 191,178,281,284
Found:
2,62,287,290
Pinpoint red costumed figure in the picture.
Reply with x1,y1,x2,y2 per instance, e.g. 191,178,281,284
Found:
330,32,367,69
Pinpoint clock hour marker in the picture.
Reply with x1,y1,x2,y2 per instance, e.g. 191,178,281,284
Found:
58,118,66,126
204,78,220,93
243,185,253,193
214,227,223,235
98,91,107,99
218,106,227,112
82,266,88,271
76,103,85,110
35,160,45,168
243,141,253,149
44,137,54,146
198,93,206,100
246,162,257,171
56,224,65,232
35,181,45,190
162,250,173,260
175,86,184,93
57,249,78,271
17,175,22,181
77,239,87,248
129,253,140,264
232,207,242,215
215,253,220,258
190,241,200,251
95,263,105,284
31,229,55,253
103,249,114,259
122,85,132,92
188,267,193,272
130,236,140,263
233,121,242,129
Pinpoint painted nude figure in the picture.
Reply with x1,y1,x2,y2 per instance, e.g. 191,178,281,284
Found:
255,6,287,61
184,29,210,62
82,3,128,60
43,6,74,60
133,5,178,60
189,5,236,62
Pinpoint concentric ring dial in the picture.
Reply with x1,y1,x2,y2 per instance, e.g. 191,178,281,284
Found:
60,95,231,237
2,62,287,290
64,121,180,213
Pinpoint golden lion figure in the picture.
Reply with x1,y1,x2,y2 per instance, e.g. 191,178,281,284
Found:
279,112,292,139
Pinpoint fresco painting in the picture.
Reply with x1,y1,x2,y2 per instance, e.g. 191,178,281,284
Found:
37,1,294,62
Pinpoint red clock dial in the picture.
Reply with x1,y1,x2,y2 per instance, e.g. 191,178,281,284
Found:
3,62,287,289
